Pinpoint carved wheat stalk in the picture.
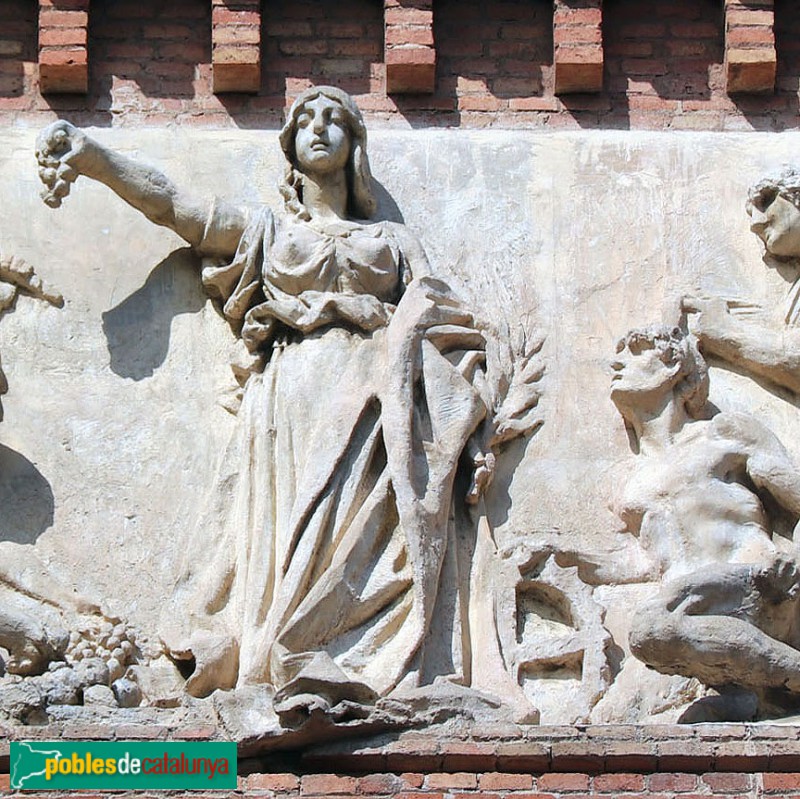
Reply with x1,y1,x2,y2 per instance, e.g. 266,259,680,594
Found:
488,322,545,449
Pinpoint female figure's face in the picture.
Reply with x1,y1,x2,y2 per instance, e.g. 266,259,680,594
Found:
748,189,800,258
293,95,351,177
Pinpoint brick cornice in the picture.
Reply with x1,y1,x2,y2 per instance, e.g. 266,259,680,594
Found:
212,0,261,94
553,0,604,95
3,722,800,773
384,0,436,94
38,0,89,95
724,0,776,94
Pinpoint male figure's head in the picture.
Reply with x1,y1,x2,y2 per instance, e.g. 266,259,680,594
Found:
610,325,708,426
748,170,800,260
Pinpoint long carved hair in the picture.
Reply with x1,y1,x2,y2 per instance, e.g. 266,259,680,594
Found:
278,85,377,221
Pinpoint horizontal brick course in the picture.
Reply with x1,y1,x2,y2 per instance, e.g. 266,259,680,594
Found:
212,0,260,93
247,772,300,791
301,774,358,794
3,725,800,798
763,772,800,792
479,772,534,790
538,772,591,791
0,1,794,131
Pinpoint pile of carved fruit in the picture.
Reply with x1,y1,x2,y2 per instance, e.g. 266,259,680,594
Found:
66,618,138,683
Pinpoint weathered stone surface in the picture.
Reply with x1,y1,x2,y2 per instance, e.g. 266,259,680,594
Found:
83,684,116,707
610,324,800,718
2,95,800,739
10,87,544,737
607,167,800,720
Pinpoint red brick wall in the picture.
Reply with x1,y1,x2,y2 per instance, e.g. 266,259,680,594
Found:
434,0,552,119
603,0,725,130
236,771,800,798
3,770,800,798
237,771,800,798
0,0,799,128
90,0,211,124
263,0,384,106
3,724,800,797
0,0,36,101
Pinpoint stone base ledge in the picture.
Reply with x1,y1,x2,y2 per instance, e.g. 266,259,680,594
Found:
298,724,800,775
2,723,800,775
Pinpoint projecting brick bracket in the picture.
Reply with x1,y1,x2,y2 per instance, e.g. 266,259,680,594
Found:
212,0,261,94
38,0,89,95
384,1,436,94
724,0,776,94
553,0,604,95
726,48,777,94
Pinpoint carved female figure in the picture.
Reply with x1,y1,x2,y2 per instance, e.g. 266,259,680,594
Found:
37,87,493,718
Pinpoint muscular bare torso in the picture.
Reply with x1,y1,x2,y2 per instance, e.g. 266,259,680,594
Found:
618,415,776,579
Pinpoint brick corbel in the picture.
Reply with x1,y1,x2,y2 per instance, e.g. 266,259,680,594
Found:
212,0,261,94
38,0,89,95
553,0,604,95
384,0,435,94
724,0,776,94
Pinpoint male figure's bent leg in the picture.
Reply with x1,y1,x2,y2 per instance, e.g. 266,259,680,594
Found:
630,563,800,694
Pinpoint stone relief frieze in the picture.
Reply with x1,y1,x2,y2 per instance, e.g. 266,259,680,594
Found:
611,325,800,721
0,256,151,723
683,169,800,398
0,255,66,686
20,87,547,741
1,91,800,737
0,253,62,421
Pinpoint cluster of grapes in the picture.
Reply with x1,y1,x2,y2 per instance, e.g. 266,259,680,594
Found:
36,124,78,209
66,618,138,683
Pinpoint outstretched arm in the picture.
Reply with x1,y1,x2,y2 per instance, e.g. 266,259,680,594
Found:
683,295,800,395
36,121,246,257
718,412,800,518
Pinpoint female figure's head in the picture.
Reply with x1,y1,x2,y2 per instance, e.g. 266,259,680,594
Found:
747,169,800,259
610,325,709,420
279,86,376,220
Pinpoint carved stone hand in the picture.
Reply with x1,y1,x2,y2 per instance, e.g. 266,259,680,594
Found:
35,120,96,208
753,553,800,603
682,294,733,345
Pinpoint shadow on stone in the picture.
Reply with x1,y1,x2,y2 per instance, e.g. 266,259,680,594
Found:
372,181,405,224
102,249,206,381
0,445,54,544
487,431,540,531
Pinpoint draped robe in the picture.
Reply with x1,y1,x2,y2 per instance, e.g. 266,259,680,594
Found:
163,206,489,702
